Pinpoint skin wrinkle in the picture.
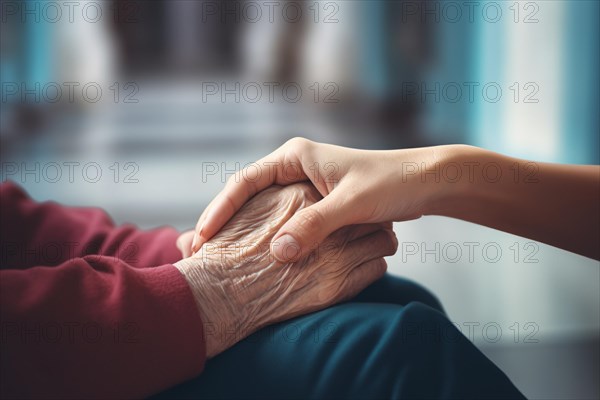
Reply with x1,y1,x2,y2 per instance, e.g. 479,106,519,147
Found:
176,183,395,358
206,185,313,338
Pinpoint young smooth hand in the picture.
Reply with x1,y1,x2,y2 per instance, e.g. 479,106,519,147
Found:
190,138,453,262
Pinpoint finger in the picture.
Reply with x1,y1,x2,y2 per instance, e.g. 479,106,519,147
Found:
177,231,195,258
192,191,239,252
190,200,214,252
192,148,309,252
336,229,398,270
270,194,358,262
337,222,394,242
339,258,388,301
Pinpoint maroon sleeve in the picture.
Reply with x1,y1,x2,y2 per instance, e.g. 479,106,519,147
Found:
1,181,182,270
0,182,207,398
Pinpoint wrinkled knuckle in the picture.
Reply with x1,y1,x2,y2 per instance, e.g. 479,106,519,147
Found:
386,230,399,255
375,258,388,277
323,241,345,265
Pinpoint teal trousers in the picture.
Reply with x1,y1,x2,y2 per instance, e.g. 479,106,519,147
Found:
157,274,525,399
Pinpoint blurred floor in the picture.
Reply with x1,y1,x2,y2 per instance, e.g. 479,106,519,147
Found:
2,80,598,399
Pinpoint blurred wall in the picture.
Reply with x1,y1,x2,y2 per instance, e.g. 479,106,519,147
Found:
1,1,598,398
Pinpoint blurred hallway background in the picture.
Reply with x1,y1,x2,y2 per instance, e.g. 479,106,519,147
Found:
1,1,599,398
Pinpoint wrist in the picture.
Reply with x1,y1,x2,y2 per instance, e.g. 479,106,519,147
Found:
421,144,482,217
173,259,234,358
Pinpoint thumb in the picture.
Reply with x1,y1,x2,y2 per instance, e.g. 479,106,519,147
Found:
177,231,195,258
271,195,351,262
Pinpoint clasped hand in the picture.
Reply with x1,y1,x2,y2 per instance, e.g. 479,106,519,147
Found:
175,183,397,358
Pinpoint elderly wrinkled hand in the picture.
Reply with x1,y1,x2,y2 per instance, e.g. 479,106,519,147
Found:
174,183,397,358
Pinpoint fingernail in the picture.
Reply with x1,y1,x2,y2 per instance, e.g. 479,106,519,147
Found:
272,234,300,262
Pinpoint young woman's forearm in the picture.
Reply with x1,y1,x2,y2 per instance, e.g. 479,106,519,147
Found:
427,145,600,260
191,138,598,262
